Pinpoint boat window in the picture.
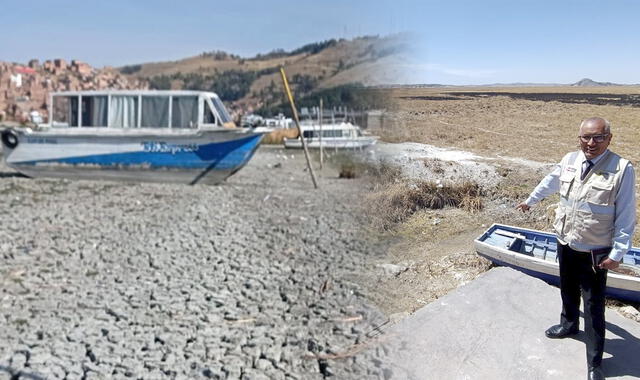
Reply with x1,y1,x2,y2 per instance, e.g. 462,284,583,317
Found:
141,96,169,128
52,96,78,127
171,96,198,128
81,96,108,127
109,96,139,128
202,99,216,124
210,96,232,123
303,130,347,138
322,130,342,138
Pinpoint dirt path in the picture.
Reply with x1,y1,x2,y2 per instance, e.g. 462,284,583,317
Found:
376,227,487,315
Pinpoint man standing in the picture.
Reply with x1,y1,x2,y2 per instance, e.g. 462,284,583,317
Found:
516,117,636,380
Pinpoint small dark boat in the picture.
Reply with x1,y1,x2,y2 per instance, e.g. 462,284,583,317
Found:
475,223,640,303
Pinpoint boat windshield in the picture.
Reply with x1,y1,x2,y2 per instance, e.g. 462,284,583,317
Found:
210,96,232,123
203,100,216,124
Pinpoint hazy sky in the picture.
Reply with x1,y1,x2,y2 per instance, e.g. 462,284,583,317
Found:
402,0,640,85
2,0,640,85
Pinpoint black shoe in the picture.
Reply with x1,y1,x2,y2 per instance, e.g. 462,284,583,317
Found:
545,324,579,339
588,365,604,380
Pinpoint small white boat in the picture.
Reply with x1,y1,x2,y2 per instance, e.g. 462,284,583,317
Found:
475,223,640,303
0,90,266,185
283,121,377,149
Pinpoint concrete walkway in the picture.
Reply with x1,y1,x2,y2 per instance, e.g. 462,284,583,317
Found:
383,267,640,379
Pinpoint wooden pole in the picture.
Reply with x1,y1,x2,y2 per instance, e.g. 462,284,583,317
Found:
319,98,323,169
279,67,318,189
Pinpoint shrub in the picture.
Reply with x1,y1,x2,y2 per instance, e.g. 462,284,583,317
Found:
148,70,257,101
119,64,142,75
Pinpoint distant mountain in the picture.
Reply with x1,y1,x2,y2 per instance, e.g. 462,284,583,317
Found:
385,78,634,89
571,78,620,87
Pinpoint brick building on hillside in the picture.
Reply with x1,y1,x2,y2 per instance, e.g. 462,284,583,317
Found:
0,59,147,123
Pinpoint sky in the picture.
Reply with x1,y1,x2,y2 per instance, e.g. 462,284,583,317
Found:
2,0,640,85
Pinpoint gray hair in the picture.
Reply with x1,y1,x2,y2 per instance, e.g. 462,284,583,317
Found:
580,117,611,133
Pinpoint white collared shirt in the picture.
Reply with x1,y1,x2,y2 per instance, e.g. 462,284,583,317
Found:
525,149,636,261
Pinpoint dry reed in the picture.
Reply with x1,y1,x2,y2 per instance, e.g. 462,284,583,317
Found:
366,180,484,230
261,128,298,144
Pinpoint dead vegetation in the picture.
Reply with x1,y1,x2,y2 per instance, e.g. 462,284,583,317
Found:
373,86,640,166
368,86,640,246
338,163,357,179
365,180,484,231
326,151,403,182
261,128,298,144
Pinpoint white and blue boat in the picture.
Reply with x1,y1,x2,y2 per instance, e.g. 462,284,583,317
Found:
0,90,265,185
283,121,377,149
475,223,640,303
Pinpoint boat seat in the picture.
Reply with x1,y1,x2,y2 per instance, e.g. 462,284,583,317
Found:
622,255,640,265
522,240,558,262
488,229,558,262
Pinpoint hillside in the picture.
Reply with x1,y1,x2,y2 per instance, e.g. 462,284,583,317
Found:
118,35,407,115
0,35,405,123
0,60,145,124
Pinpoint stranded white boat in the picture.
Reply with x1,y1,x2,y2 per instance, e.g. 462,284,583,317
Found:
475,223,640,303
0,90,266,185
283,121,377,149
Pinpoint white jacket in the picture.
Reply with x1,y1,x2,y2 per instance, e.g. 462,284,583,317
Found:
554,150,629,248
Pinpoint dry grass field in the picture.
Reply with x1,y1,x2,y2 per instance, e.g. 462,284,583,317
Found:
361,86,640,318
381,86,640,238
382,86,640,163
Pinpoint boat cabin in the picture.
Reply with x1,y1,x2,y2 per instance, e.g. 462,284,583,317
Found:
48,90,234,129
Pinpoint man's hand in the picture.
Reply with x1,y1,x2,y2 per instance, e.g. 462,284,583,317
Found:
599,258,620,270
516,202,530,212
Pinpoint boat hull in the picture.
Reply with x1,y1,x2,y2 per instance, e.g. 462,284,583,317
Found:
474,223,640,303
1,128,264,185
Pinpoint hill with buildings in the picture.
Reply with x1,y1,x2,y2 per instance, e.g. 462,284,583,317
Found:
0,35,404,123
0,59,146,123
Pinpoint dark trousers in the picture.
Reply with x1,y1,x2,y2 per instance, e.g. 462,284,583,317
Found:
558,243,608,367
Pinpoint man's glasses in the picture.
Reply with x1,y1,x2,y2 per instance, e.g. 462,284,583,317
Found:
579,134,609,143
